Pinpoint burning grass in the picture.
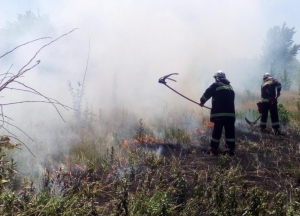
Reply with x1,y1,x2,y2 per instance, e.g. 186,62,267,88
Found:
1,93,300,215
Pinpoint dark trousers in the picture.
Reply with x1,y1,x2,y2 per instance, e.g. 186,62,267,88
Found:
210,118,235,150
260,102,280,130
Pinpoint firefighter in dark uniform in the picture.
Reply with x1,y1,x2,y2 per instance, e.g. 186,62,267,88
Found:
199,71,235,156
259,73,282,135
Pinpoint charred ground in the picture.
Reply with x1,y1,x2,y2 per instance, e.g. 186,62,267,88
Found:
0,93,300,215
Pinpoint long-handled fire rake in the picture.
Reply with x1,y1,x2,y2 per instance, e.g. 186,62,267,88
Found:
245,97,278,126
245,115,261,126
158,73,211,110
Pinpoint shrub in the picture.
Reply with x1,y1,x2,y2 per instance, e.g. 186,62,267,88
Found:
278,103,290,125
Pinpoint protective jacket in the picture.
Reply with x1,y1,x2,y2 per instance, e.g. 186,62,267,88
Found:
261,77,281,101
200,78,235,122
260,77,281,130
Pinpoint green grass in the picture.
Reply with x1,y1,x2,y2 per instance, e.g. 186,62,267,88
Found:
1,94,300,215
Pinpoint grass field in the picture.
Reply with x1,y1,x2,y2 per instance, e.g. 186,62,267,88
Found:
0,91,300,215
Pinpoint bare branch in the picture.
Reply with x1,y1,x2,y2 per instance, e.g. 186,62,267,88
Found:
0,114,13,121
14,81,72,109
0,60,40,92
0,120,34,142
0,37,51,59
1,124,19,139
0,29,79,158
18,29,78,77
80,38,90,98
4,86,73,110
0,105,4,130
1,100,74,107
11,81,71,121
0,128,36,158
0,28,78,92
0,65,13,86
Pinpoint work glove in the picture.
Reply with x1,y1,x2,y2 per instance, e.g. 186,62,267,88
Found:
256,102,262,114
199,103,204,107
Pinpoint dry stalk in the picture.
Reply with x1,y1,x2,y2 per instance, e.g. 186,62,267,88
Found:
0,29,78,156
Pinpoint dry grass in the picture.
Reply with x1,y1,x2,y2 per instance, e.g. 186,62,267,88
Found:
0,92,300,215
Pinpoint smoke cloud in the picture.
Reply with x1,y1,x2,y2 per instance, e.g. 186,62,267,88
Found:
0,0,300,176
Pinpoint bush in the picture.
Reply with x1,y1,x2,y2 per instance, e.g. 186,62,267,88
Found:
164,127,191,144
278,103,290,125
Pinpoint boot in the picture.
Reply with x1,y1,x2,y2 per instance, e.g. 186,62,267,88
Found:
229,149,236,157
273,129,285,136
222,149,236,157
260,128,272,134
207,147,218,156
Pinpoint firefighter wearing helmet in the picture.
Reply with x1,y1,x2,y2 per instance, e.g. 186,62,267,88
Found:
199,70,236,156
259,72,283,135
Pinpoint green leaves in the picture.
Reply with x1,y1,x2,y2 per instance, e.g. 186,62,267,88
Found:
0,136,21,151
278,103,290,125
278,68,292,90
261,23,300,79
0,179,9,184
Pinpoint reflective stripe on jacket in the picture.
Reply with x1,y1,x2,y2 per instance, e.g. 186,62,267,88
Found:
261,77,281,100
200,78,235,122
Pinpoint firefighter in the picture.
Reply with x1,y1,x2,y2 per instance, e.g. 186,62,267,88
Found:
259,73,283,135
199,71,235,156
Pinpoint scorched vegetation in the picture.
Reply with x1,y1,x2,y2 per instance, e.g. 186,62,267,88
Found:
0,91,300,215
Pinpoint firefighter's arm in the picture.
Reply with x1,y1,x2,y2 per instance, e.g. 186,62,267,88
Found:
275,80,281,98
200,84,216,106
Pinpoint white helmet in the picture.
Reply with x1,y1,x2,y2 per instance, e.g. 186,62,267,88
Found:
214,70,226,78
263,73,271,80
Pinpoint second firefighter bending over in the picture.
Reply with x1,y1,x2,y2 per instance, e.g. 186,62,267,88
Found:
259,72,283,135
200,71,236,156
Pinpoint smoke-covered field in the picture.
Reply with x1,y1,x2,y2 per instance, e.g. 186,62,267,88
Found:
1,0,300,215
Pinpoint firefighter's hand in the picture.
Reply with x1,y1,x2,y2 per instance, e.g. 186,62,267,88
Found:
277,92,280,98
199,103,204,107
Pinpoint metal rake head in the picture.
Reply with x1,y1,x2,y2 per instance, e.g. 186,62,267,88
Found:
158,73,178,84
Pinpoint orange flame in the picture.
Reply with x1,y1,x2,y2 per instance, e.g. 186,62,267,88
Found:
199,129,205,134
203,120,214,128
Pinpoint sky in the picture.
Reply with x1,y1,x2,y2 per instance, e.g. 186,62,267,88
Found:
1,0,300,119
1,1,300,55
1,0,300,175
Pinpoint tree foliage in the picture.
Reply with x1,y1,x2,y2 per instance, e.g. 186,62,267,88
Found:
0,11,57,54
261,22,300,75
278,68,292,90
2,11,56,36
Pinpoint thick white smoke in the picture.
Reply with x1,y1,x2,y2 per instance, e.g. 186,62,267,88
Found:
0,0,300,177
